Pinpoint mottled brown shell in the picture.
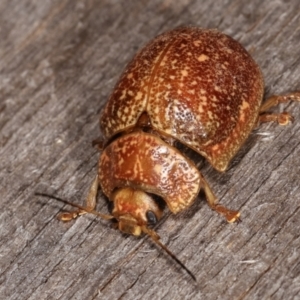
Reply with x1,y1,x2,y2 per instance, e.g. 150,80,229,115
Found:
100,26,264,171
99,132,201,213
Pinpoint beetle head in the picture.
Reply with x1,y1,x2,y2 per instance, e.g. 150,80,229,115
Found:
111,187,163,236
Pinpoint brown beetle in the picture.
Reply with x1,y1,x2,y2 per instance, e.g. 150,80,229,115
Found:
56,27,300,280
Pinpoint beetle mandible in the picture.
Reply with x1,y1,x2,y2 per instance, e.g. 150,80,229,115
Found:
58,26,300,279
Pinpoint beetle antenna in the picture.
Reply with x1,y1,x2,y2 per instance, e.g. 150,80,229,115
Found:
142,226,196,282
35,192,114,220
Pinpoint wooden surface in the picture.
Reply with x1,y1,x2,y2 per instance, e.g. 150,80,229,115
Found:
1,1,300,299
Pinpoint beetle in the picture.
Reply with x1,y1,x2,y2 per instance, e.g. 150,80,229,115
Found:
55,26,300,280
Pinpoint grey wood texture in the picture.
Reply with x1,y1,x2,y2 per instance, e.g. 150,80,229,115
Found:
1,1,300,299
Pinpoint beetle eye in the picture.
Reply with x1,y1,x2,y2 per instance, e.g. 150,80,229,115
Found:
146,210,157,225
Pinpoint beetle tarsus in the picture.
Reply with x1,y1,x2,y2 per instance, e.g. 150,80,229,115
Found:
58,211,80,221
212,204,241,223
258,112,294,126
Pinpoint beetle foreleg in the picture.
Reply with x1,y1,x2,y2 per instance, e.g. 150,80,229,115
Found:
59,175,99,221
200,175,240,223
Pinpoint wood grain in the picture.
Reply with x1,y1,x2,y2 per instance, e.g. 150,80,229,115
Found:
1,1,300,299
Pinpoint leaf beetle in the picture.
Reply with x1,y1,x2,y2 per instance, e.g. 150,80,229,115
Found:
49,26,300,280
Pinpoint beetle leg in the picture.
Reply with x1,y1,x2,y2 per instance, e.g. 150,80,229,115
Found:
258,112,293,126
200,175,240,223
59,175,99,221
260,92,300,112
83,174,99,211
258,92,300,125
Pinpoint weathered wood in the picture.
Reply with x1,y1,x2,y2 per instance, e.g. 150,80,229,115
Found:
1,1,300,299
